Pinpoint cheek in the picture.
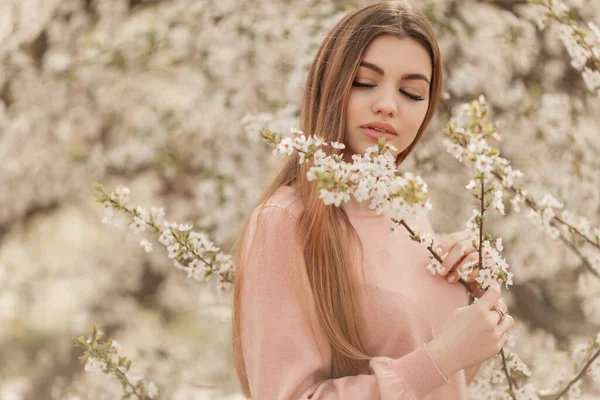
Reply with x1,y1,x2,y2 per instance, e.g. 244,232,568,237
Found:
407,103,429,131
345,95,362,123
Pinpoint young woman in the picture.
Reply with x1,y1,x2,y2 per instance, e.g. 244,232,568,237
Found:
232,1,515,398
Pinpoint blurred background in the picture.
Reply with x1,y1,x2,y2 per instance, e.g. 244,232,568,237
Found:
0,0,599,398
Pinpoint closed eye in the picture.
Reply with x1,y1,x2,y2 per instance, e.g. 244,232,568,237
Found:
351,81,426,101
352,82,376,89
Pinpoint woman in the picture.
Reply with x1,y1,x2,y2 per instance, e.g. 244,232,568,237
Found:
232,1,515,398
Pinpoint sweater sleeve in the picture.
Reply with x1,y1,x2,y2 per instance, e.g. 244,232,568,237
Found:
238,205,450,400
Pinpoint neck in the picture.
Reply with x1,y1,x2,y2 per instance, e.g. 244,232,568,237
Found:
341,196,375,213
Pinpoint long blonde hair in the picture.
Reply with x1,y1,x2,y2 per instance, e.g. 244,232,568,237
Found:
232,1,443,396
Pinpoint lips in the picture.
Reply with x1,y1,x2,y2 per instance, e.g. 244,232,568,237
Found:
361,122,397,134
360,121,398,140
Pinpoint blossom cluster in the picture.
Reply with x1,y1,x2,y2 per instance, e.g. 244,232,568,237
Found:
95,183,234,292
531,0,600,96
73,326,159,399
525,194,600,277
446,96,600,279
264,128,432,219
264,128,485,278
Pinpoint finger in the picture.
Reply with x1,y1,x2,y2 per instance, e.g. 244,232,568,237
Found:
435,231,473,256
439,230,472,244
478,284,502,309
442,239,477,272
446,270,459,283
498,315,515,335
495,299,508,314
461,251,479,267
446,254,479,283
490,307,505,325
452,253,479,279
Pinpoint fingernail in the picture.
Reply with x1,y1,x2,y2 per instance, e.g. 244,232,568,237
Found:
435,246,443,254
439,266,447,275
448,275,457,283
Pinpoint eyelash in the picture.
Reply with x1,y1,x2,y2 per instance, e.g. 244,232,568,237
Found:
352,81,426,101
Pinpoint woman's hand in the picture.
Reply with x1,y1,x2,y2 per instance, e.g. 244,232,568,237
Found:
435,231,484,295
426,285,515,377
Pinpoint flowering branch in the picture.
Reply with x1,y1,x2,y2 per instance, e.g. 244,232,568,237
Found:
492,171,600,252
445,96,600,278
389,218,471,294
446,95,600,397
529,0,600,96
500,349,517,396
544,334,600,399
442,107,519,394
73,325,158,400
262,128,445,250
554,349,600,399
493,174,600,277
475,175,519,397
94,183,235,291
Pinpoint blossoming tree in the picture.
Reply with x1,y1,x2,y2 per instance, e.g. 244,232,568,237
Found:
1,0,600,398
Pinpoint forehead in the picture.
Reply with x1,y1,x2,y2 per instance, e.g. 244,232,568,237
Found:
360,34,432,78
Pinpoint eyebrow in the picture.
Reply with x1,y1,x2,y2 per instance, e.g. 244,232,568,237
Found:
359,61,431,85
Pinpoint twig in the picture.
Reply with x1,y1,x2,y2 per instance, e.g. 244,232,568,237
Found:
478,176,519,397
551,348,600,399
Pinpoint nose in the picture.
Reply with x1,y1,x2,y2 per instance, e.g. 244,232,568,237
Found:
372,89,398,117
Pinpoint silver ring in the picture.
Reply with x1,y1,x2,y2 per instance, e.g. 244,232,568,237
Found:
492,306,505,325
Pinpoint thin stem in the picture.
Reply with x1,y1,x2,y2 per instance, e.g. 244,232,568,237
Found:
479,177,518,398
500,348,515,395
490,170,600,278
551,348,600,399
394,218,472,293
491,171,599,251
169,233,234,284
553,215,600,249
83,343,145,400
479,179,484,275
113,366,145,400
555,228,599,278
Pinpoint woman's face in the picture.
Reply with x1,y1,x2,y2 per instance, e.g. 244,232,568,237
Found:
343,34,432,160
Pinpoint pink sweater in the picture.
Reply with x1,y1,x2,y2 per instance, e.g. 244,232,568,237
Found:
239,185,481,399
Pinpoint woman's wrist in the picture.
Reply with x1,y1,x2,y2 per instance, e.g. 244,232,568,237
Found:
426,338,458,378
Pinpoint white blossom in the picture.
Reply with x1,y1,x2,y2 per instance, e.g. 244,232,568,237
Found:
140,239,153,253
84,357,106,373
146,382,159,398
